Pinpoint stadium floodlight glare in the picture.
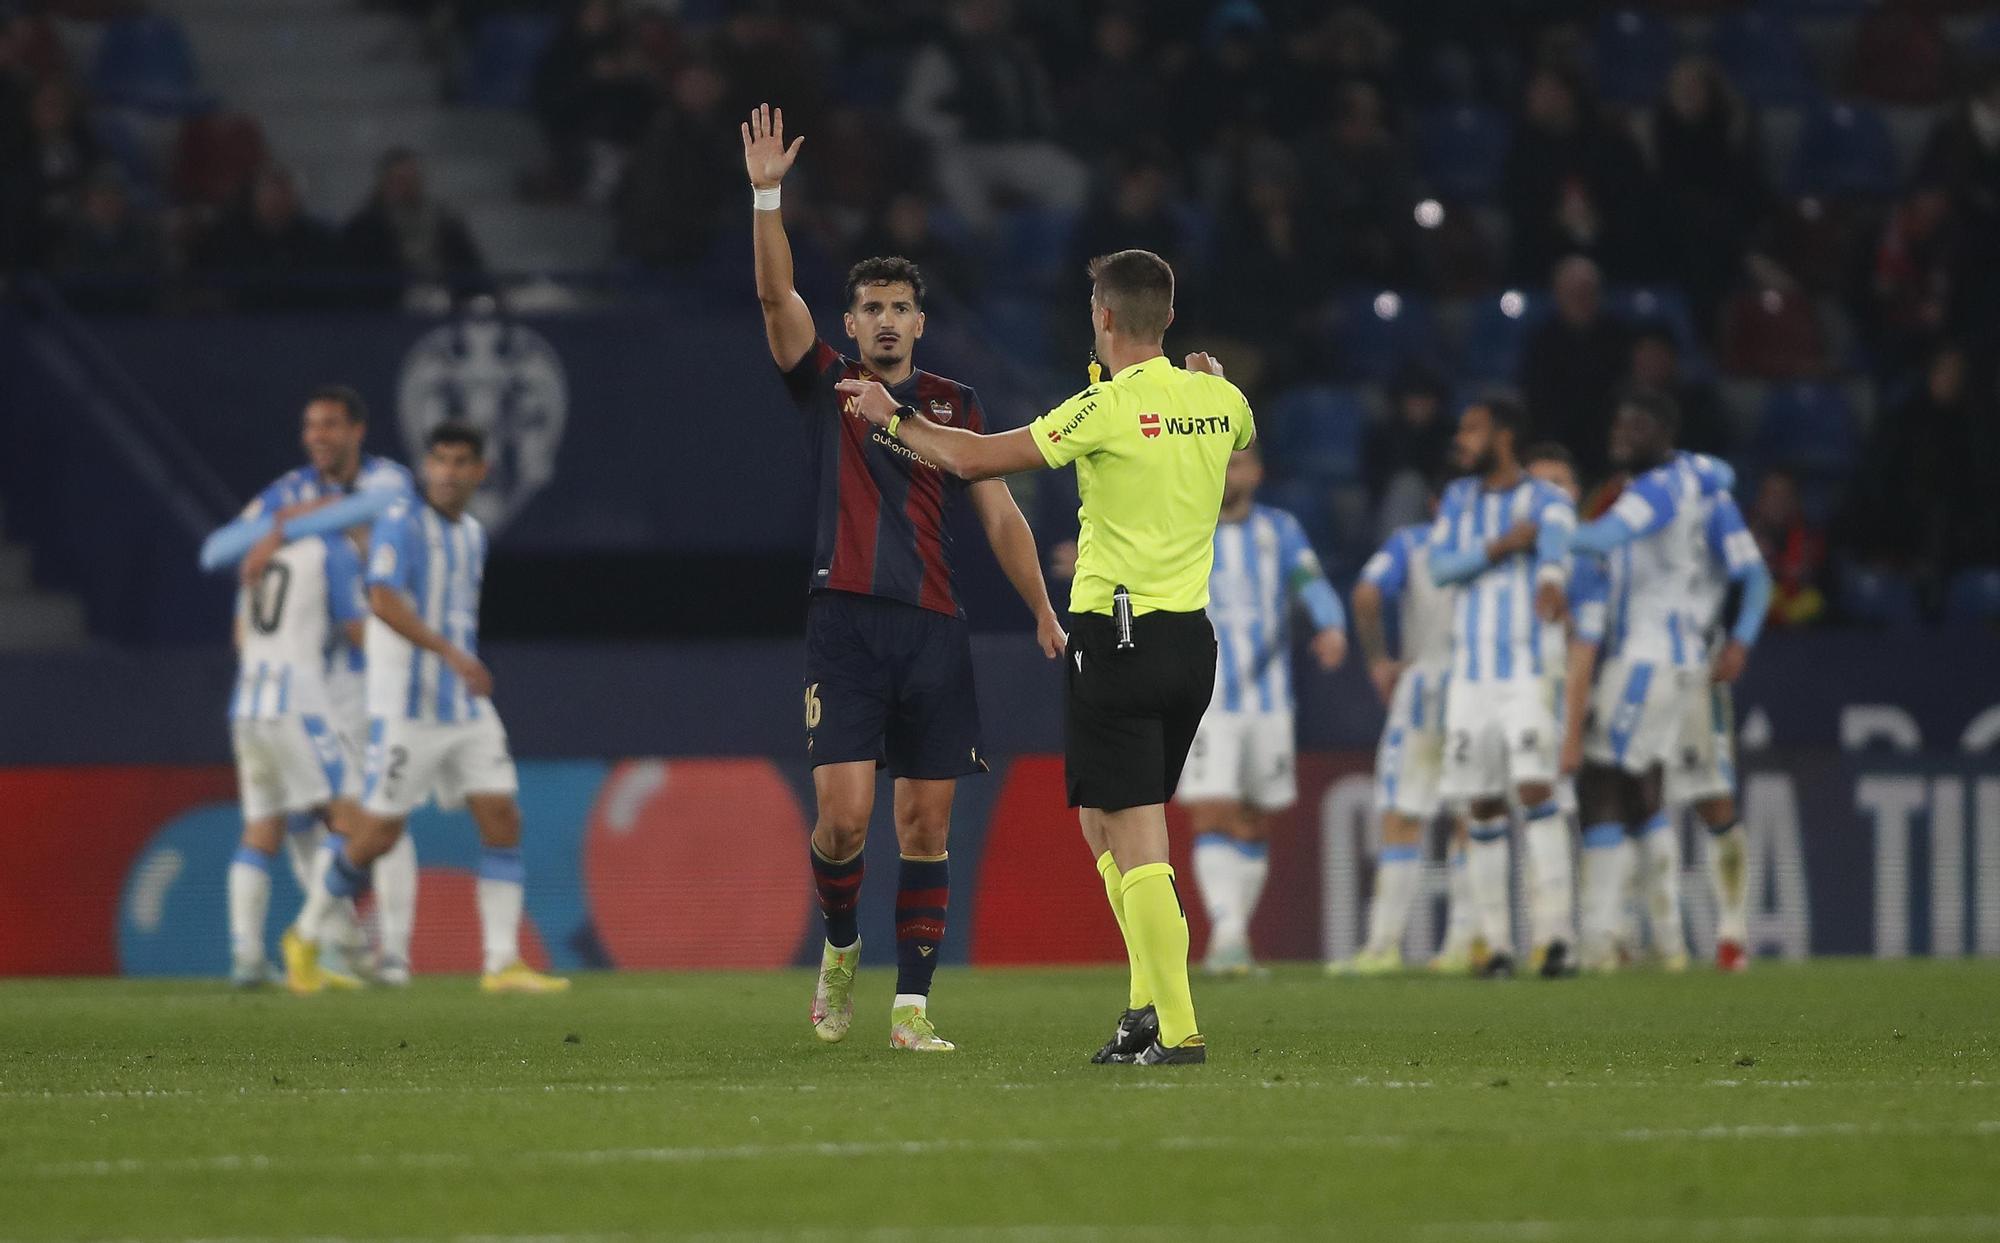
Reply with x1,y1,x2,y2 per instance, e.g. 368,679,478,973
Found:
1413,199,1444,229
1372,291,1402,320
1500,289,1527,318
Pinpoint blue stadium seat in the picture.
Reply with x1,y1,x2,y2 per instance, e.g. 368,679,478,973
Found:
1754,382,1857,475
1944,568,2000,626
1709,12,1818,108
464,15,560,109
1837,565,1922,628
1608,285,1699,351
978,296,1050,364
1257,479,1332,551
986,207,1079,294
1265,386,1371,482
87,110,156,196
1415,105,1510,202
1326,290,1439,384
1459,288,1548,383
1595,8,1678,105
90,16,207,115
1788,101,1897,197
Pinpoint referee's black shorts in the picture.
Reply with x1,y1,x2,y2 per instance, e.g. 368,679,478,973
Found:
1062,608,1218,812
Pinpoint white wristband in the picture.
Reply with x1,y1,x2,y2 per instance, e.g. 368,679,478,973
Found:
752,186,781,211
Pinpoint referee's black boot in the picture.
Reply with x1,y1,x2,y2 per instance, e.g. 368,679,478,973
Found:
1118,1036,1207,1066
1090,1005,1158,1064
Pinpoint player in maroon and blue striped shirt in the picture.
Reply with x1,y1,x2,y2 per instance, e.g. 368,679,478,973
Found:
744,104,1066,1053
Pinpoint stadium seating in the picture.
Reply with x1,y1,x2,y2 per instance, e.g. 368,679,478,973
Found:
1708,12,1818,108
1754,382,1858,475
170,111,269,210
1593,8,1679,106
1263,386,1370,482
1837,564,1924,628
1458,288,1548,382
1788,101,1898,197
1414,106,1510,203
463,14,560,110
988,207,1079,295
1721,285,1827,379
1845,9,1953,106
90,15,208,114
1944,568,2000,626
86,110,156,199
1324,290,1440,384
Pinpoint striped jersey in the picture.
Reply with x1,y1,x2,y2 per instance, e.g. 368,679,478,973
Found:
1206,504,1344,714
1359,523,1454,672
230,535,367,721
1572,456,1715,667
1428,475,1576,683
782,339,984,618
364,498,490,723
244,455,417,690
1688,490,1764,651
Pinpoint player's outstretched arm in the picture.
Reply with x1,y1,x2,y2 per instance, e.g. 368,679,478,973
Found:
836,379,1047,480
743,103,814,371
969,480,1066,658
1350,581,1399,704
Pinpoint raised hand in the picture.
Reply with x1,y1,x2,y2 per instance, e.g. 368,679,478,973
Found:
1184,351,1225,377
741,103,803,189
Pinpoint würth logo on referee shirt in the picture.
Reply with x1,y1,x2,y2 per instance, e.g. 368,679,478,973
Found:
1139,411,1162,439
1047,401,1096,444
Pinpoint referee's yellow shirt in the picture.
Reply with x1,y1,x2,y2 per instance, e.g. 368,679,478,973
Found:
1031,355,1255,617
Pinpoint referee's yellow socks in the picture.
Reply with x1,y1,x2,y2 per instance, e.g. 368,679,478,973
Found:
1118,862,1200,1047
1096,851,1152,1011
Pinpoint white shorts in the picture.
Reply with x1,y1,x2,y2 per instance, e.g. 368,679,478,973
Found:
1440,676,1559,801
1375,666,1447,817
1177,709,1297,812
362,710,518,818
1584,657,1700,776
232,714,355,821
1665,681,1736,806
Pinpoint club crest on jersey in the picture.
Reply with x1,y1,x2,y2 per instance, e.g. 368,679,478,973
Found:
398,316,568,533
1139,411,1162,439
929,399,955,424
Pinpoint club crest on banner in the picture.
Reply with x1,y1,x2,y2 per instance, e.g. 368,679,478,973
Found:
397,318,568,530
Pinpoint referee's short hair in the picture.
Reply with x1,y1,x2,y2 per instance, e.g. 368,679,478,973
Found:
309,384,368,425
1087,249,1175,341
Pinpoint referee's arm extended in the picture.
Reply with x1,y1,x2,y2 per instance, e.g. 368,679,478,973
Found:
836,352,1230,481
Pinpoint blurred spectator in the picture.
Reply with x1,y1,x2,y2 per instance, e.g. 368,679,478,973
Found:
1750,468,1827,627
1365,361,1451,538
1626,324,1728,456
1069,154,1186,305
25,78,95,245
617,60,734,269
342,148,486,308
1061,7,1168,158
529,0,657,204
1867,184,1956,377
1837,344,1970,586
1520,255,1630,480
1502,67,1656,283
1648,57,1765,332
1296,80,1420,286
853,191,980,302
1209,140,1326,393
899,0,1087,234
193,163,342,311
48,165,160,311
0,19,36,271
1913,64,2000,336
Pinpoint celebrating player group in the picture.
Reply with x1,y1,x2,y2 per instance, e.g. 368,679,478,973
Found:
200,100,1774,1070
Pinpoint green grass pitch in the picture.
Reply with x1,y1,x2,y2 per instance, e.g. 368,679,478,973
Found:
2,961,1997,1241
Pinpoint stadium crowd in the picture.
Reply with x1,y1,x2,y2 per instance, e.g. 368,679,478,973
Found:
6,0,2000,623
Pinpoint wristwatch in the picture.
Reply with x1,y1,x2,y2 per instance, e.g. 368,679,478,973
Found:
888,403,917,436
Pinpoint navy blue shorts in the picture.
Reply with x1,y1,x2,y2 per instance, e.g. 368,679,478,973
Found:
803,591,987,781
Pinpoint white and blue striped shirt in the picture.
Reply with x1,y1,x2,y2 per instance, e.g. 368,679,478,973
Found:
1428,474,1576,684
364,498,490,724
230,535,367,722
1206,504,1345,714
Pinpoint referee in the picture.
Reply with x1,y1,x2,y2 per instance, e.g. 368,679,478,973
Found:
839,249,1254,1066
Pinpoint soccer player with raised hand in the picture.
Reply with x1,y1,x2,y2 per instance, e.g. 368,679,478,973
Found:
743,103,1066,1052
